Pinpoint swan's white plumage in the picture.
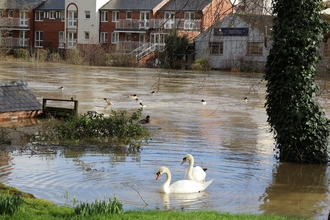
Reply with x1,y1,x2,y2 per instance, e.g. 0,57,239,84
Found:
156,166,212,194
182,154,207,182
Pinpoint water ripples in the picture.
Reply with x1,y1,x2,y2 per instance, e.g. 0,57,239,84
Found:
0,62,329,219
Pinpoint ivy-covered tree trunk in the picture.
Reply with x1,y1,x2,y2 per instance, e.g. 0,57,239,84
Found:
265,0,330,163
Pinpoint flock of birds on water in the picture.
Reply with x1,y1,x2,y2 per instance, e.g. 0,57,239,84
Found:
58,86,213,127
56,86,249,194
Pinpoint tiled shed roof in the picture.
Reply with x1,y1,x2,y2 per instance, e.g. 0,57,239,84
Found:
0,80,41,113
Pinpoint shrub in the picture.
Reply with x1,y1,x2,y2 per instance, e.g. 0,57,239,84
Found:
48,52,63,62
36,108,150,147
104,53,136,67
192,59,210,71
35,49,48,61
0,194,23,215
13,48,30,60
0,127,12,144
65,49,84,65
74,197,123,216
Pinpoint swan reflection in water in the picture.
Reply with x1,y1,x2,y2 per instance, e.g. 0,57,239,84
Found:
157,191,211,210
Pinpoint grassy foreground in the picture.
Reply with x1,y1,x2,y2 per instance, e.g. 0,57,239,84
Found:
0,184,303,220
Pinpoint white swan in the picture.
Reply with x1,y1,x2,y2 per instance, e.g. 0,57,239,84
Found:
181,154,207,182
156,166,213,194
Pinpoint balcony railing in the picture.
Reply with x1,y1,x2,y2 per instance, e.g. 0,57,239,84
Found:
116,41,141,53
115,19,201,31
115,41,165,60
66,19,77,28
0,18,30,28
0,37,29,47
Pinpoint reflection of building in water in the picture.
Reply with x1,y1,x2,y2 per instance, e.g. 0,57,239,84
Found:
0,150,11,177
259,163,328,219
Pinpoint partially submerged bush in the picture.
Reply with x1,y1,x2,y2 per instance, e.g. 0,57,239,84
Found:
192,59,210,71
13,48,30,60
48,52,63,62
65,49,84,65
104,53,136,67
74,196,123,216
35,108,150,147
0,127,12,144
35,49,48,61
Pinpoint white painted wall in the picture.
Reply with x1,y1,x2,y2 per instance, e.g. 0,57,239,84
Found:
195,14,271,70
65,0,109,45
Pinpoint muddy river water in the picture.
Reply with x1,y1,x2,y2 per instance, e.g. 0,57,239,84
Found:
0,61,329,219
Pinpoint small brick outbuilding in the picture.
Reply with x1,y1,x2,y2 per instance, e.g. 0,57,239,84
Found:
0,80,42,121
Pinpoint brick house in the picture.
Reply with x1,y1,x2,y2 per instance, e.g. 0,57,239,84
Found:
33,0,65,49
0,0,45,48
1,0,233,60
99,0,233,64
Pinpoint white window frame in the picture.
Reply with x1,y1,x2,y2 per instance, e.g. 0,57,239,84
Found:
164,12,175,29
68,31,77,48
8,10,13,18
126,11,132,20
61,11,65,21
140,11,150,29
49,11,55,19
125,33,131,41
19,31,27,47
35,11,43,21
112,11,119,22
209,42,224,55
20,11,28,26
84,31,90,40
59,31,65,48
68,11,77,28
184,12,195,30
247,42,263,55
101,32,108,43
85,11,90,19
101,11,108,22
35,31,43,48
111,32,119,44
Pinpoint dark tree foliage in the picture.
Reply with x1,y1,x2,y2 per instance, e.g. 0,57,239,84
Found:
264,0,330,163
164,30,189,69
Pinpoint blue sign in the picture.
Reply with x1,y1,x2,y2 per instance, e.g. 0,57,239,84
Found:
214,28,249,36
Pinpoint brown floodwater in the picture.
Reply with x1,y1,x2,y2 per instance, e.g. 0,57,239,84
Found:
0,61,329,219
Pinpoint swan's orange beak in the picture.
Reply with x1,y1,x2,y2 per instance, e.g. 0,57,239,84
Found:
181,157,187,165
156,172,161,180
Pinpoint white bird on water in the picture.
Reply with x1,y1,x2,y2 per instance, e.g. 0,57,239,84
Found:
58,86,63,91
201,99,206,105
139,102,147,108
156,166,213,194
104,98,112,105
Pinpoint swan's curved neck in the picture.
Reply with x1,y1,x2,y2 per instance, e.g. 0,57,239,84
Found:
164,169,171,186
187,157,194,174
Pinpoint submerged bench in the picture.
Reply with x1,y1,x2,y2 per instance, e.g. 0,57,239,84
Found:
42,98,78,118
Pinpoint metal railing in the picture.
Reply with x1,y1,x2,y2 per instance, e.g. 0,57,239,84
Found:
0,37,29,47
115,19,201,31
66,18,77,28
0,18,30,27
115,41,165,59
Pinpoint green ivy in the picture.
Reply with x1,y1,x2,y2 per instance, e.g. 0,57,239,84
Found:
264,0,330,163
